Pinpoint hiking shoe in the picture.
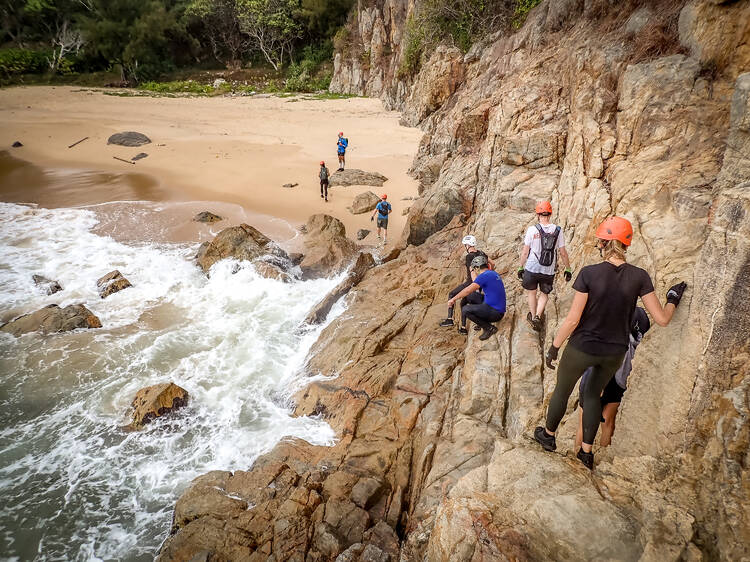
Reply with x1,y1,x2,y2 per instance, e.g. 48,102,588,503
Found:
526,312,536,330
457,326,468,335
534,426,557,452
474,324,482,331
479,325,498,341
532,315,542,331
577,448,594,470
439,318,454,327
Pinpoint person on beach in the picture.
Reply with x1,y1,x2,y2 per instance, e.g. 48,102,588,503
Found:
447,255,505,341
370,194,391,243
319,161,329,202
337,132,348,171
517,201,572,332
440,235,496,329
534,216,687,470
574,306,650,450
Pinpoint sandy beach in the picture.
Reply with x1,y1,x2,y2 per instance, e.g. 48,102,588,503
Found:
0,86,422,247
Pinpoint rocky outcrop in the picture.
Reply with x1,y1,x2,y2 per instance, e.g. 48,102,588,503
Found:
97,270,132,298
329,169,389,187
195,223,289,274
357,229,371,240
162,1,750,560
0,304,102,336
193,211,223,223
129,382,189,429
299,214,359,279
107,131,151,147
348,191,382,214
32,274,62,295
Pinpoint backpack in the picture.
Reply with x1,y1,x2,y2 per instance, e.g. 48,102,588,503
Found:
378,201,390,216
320,167,329,181
535,224,560,267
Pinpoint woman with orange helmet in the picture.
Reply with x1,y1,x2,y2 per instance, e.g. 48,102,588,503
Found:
534,215,687,470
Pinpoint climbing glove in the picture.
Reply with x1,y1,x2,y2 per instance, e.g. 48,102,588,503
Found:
564,268,572,282
545,344,559,369
666,281,687,306
517,268,524,280
370,216,374,222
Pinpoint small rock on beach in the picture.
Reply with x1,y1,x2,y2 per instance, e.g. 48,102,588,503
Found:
193,211,223,223
97,270,133,298
107,131,151,147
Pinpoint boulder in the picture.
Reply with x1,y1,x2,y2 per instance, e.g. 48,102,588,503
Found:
289,252,304,266
97,270,133,298
253,261,292,282
193,211,223,223
304,252,376,324
299,215,359,279
107,131,151,147
0,304,101,336
129,382,189,429
329,169,388,187
32,274,62,295
400,189,464,247
195,223,289,274
348,191,381,214
357,229,370,240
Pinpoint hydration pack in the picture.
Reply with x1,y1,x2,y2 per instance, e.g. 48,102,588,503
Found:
535,224,560,267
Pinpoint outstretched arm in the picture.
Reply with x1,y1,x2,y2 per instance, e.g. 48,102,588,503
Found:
448,282,480,306
552,291,589,347
640,292,676,327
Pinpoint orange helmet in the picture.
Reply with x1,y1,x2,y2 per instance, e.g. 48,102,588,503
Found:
381,194,387,200
320,160,325,165
595,216,633,246
535,201,552,215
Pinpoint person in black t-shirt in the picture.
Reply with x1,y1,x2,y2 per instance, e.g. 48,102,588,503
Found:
439,235,495,333
533,216,688,470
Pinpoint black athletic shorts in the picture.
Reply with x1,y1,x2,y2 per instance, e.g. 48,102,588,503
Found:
522,270,555,294
377,218,388,229
579,374,625,409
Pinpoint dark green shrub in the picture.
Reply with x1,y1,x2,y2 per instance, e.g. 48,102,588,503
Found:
512,0,543,29
0,48,49,77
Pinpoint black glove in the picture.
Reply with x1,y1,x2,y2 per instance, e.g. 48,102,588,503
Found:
370,216,374,222
545,344,559,369
564,268,572,282
666,281,687,306
517,268,524,280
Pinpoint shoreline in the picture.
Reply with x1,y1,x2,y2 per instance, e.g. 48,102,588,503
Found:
0,86,422,246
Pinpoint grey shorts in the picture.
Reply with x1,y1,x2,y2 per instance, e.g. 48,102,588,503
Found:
522,270,554,294
377,217,388,229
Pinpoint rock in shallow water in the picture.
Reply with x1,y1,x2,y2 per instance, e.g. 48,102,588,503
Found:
299,214,358,279
0,304,101,336
97,270,132,298
193,211,223,223
129,382,189,429
195,223,289,274
32,274,62,295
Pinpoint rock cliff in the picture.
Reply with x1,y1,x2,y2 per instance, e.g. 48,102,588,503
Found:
160,1,750,560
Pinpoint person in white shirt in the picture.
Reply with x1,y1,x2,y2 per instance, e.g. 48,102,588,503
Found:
517,201,572,331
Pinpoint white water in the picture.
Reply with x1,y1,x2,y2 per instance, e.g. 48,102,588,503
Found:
0,202,342,561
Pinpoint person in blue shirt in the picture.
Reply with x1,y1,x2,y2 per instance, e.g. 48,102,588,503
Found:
370,194,392,243
337,132,348,171
447,255,506,340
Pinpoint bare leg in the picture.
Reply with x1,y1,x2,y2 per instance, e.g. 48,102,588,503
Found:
536,292,548,317
526,290,537,316
600,403,619,447
575,407,583,451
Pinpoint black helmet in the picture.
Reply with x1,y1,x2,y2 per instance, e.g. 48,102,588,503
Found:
470,255,488,270
631,307,650,338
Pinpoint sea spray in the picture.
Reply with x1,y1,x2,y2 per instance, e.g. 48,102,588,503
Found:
0,202,344,561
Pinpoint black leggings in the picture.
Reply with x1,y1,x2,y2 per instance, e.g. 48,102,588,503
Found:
462,302,504,331
447,282,482,317
320,180,328,198
546,344,625,445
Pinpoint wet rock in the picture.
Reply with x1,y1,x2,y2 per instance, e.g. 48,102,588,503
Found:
253,260,292,282
107,131,151,147
289,252,304,266
131,152,148,161
97,270,133,298
195,223,288,274
12,141,23,148
32,274,62,295
348,191,381,214
129,382,189,429
0,304,101,336
282,182,298,188
329,169,388,187
193,211,223,223
357,229,370,240
299,214,358,279
304,252,375,324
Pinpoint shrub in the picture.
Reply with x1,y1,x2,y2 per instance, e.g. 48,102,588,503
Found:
512,0,543,29
0,48,49,77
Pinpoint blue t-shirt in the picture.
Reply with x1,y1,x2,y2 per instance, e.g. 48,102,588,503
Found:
337,137,348,154
474,270,506,313
376,201,391,219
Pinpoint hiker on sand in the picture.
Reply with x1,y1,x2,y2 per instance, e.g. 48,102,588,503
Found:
534,216,687,470
370,194,391,243
440,235,496,330
447,255,506,341
575,307,650,450
337,132,348,171
319,161,329,202
517,201,572,332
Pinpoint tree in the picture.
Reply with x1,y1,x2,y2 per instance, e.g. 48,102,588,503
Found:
237,0,300,70
187,0,250,70
48,18,85,73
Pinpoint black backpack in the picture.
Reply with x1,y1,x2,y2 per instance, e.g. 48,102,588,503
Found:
535,224,560,267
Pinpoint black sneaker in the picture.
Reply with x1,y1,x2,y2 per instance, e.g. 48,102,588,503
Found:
577,448,594,470
457,326,468,335
439,318,454,327
534,426,556,451
474,324,481,331
526,312,536,330
532,315,542,331
479,325,498,341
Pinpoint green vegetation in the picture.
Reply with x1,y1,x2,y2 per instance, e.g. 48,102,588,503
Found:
0,48,49,77
512,0,543,29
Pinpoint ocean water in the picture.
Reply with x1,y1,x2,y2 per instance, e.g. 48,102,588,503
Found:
0,202,342,561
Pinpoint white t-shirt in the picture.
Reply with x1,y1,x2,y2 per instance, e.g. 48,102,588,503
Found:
524,223,565,275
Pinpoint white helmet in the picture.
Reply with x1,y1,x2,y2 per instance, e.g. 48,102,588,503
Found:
462,235,477,247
